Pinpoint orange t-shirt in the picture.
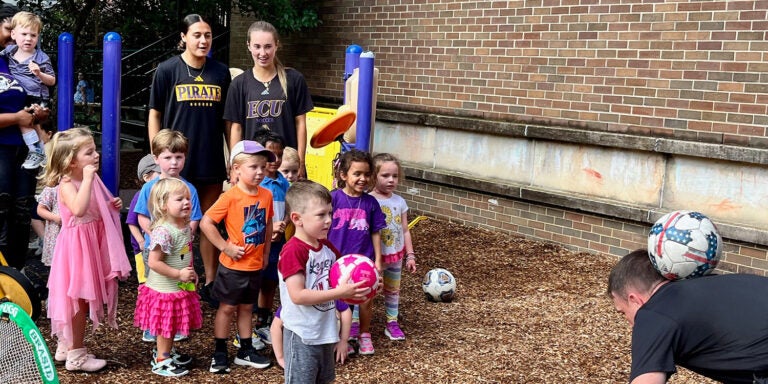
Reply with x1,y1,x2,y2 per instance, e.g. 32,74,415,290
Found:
205,185,273,271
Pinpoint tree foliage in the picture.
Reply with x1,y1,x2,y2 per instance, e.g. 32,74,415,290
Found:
16,0,321,54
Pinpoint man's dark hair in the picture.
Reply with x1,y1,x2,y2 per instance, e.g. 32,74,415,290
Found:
252,128,286,150
0,3,20,23
607,249,665,299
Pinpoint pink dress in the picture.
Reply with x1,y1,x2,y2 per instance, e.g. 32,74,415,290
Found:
47,176,132,348
133,223,202,339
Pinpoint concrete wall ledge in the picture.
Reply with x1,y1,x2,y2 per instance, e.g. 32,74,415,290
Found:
378,109,768,166
405,163,768,248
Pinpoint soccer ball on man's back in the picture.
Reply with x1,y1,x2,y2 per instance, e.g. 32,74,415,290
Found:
423,268,456,302
329,254,379,305
648,210,722,280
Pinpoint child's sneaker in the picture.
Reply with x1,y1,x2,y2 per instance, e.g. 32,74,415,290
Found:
153,348,193,367
234,347,271,369
174,333,188,342
385,321,406,340
358,332,374,355
151,357,189,377
233,332,266,350
21,150,45,170
347,344,356,356
142,329,156,342
255,326,272,345
349,320,360,341
209,351,230,374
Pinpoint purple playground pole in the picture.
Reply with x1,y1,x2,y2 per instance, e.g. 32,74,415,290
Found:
57,33,74,132
344,44,363,104
101,32,122,195
356,51,375,152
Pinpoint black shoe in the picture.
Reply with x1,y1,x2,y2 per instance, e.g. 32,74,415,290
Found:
199,282,219,309
234,347,270,369
153,348,193,367
209,351,230,374
152,358,189,377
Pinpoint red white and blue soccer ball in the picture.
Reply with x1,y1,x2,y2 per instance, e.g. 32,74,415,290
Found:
423,268,457,302
329,254,379,305
648,210,722,280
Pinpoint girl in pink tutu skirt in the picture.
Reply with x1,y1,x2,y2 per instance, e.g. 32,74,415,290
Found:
133,177,202,377
41,127,132,372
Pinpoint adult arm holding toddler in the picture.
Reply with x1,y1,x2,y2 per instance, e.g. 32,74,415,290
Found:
0,106,36,128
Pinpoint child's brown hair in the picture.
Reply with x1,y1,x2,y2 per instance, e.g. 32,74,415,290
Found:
151,129,188,156
333,149,373,190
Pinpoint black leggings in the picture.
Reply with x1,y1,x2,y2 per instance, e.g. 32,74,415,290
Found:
0,144,37,269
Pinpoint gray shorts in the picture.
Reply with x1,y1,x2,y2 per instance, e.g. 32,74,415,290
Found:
211,264,261,306
284,328,335,384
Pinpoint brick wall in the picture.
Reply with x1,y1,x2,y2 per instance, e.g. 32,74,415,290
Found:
228,1,768,271
398,176,768,276
267,0,768,148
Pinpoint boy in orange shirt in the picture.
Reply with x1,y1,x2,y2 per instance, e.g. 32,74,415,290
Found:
200,140,275,374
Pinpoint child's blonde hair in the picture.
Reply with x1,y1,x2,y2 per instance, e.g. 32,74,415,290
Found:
148,178,191,230
11,11,42,32
152,129,188,156
282,146,299,166
372,152,404,182
41,127,93,187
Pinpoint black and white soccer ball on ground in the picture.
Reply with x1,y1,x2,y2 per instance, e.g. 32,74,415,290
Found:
422,268,456,302
648,210,722,280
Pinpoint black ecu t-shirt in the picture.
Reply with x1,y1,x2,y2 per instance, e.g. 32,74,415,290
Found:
223,67,313,150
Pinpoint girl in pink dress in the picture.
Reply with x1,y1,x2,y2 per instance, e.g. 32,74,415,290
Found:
41,127,132,372
133,177,202,377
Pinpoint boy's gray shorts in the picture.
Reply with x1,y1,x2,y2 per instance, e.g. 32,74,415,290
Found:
284,328,335,384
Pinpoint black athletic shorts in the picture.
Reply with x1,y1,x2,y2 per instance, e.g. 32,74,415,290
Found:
211,264,261,306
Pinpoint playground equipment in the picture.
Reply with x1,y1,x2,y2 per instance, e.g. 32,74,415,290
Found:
57,32,123,196
0,251,40,321
305,45,378,188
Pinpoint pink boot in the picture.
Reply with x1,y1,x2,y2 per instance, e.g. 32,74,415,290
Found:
55,343,95,364
65,348,106,372
54,342,69,363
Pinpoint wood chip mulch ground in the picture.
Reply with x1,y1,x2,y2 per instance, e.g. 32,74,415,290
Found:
34,218,715,383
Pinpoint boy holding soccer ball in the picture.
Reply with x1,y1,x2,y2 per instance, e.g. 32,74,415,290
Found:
277,180,371,383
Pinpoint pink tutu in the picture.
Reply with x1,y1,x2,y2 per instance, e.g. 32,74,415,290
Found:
133,284,202,339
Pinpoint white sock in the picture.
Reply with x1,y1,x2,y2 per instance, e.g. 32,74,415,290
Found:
22,130,40,146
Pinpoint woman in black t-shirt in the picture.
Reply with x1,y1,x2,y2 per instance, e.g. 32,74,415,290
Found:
148,13,230,290
224,21,313,178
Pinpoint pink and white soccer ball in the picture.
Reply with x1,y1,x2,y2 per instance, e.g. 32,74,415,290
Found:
648,210,722,280
329,254,379,304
